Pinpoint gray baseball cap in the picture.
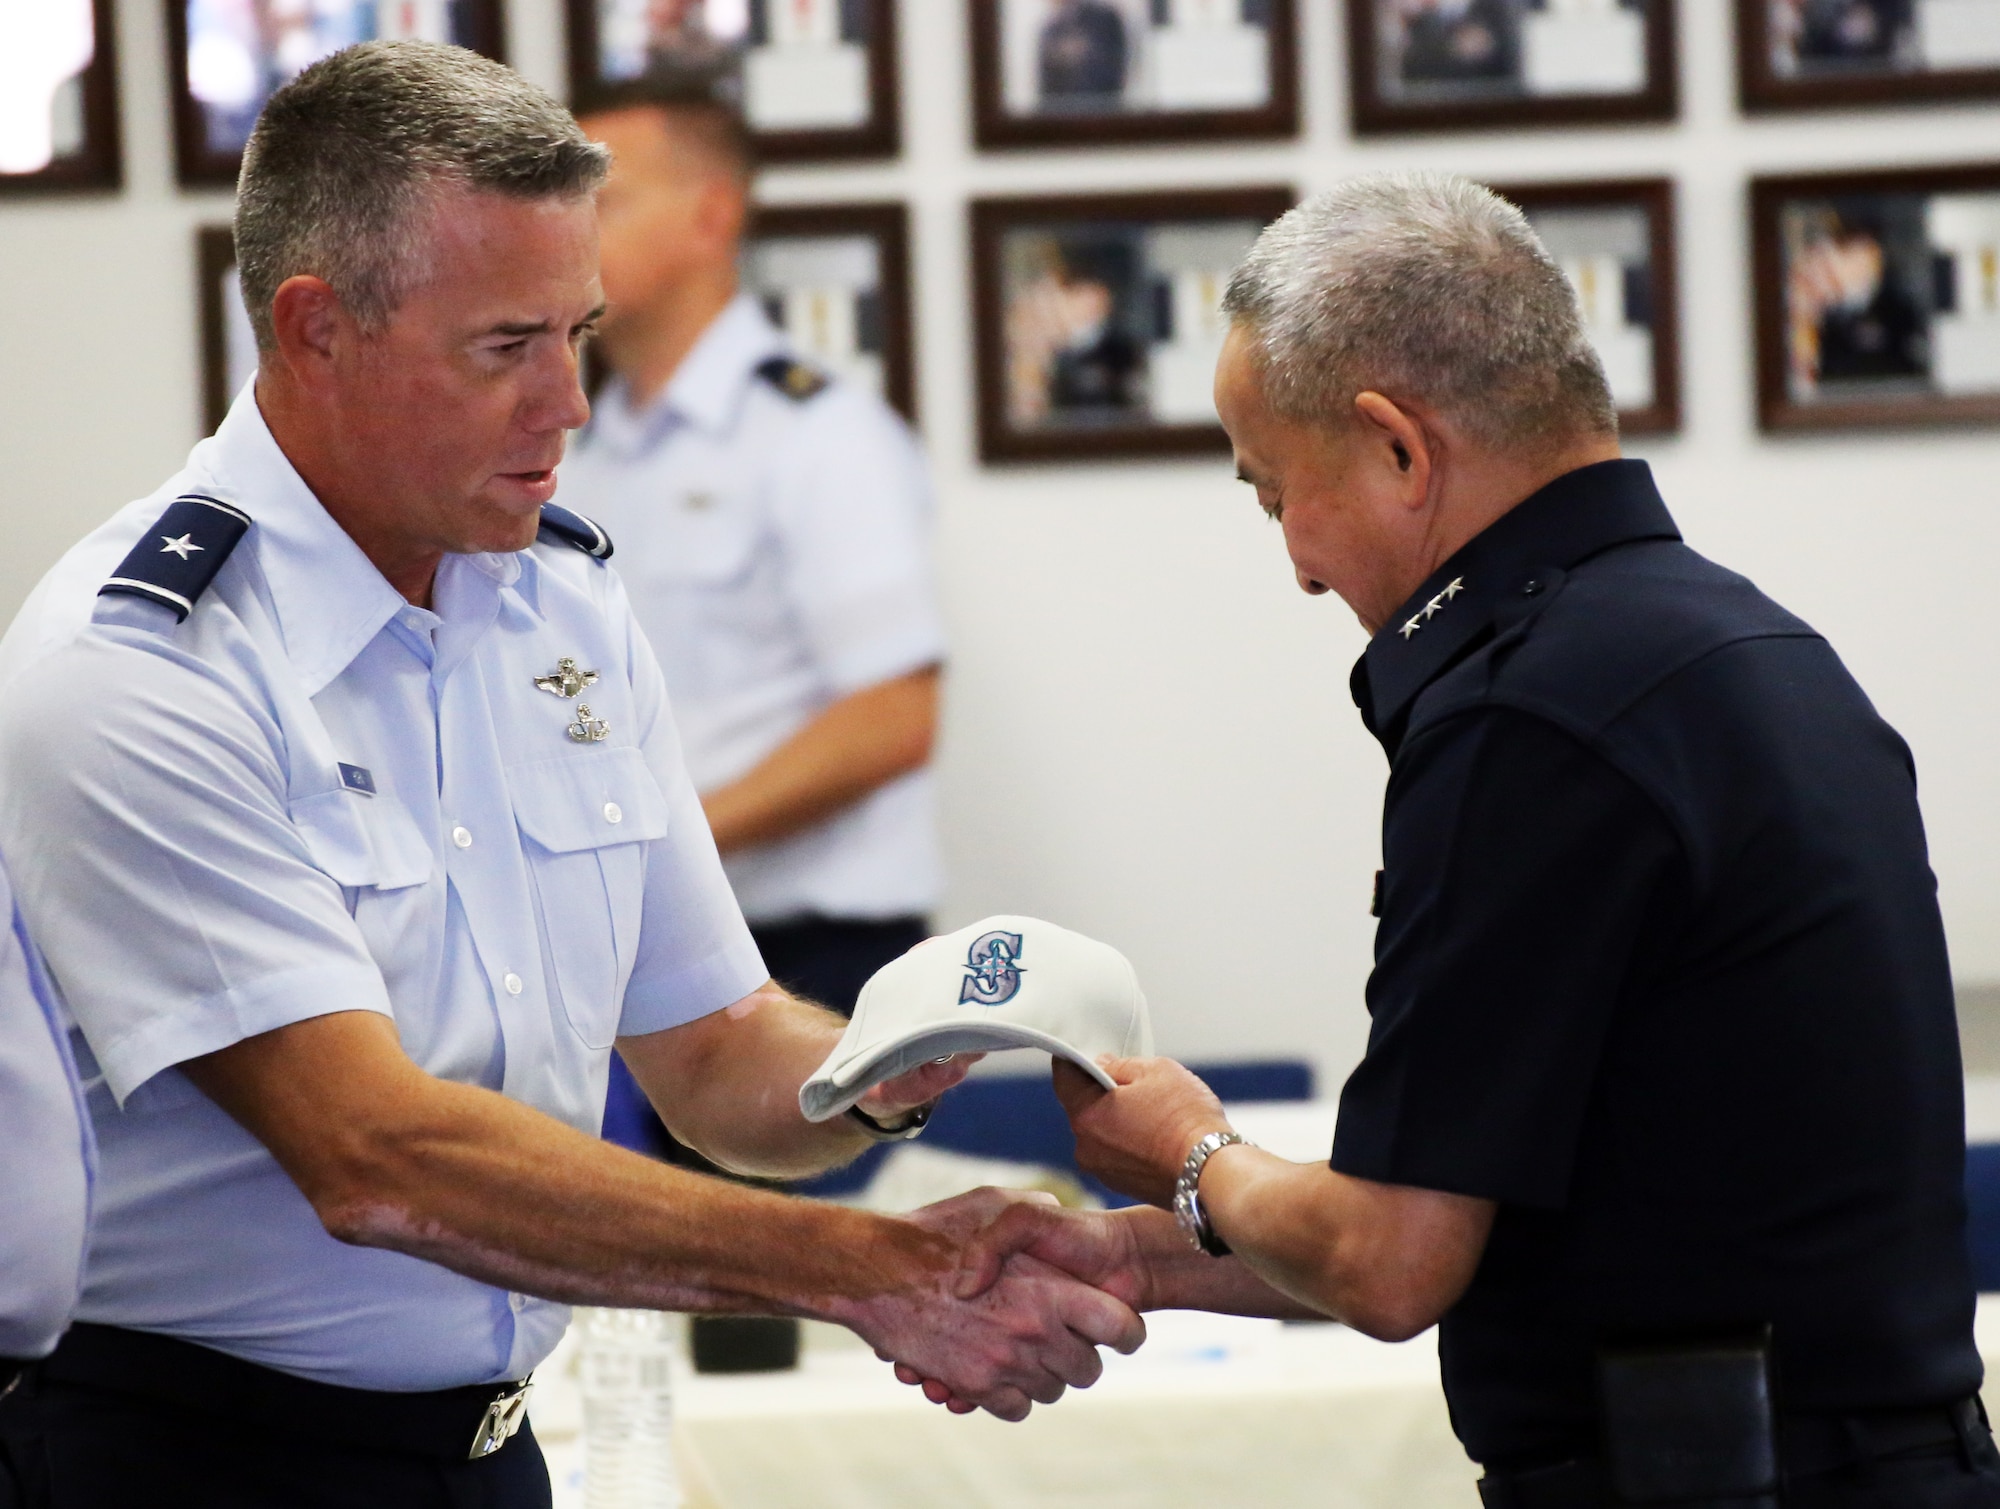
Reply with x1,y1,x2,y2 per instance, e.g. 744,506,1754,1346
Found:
798,915,1153,1123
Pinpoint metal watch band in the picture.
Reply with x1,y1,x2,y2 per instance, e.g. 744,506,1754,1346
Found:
1174,1131,1248,1256
846,1099,934,1142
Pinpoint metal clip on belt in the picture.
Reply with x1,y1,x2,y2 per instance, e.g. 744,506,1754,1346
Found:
468,1380,535,1459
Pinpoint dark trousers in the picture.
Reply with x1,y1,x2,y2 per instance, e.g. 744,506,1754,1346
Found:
0,1326,550,1509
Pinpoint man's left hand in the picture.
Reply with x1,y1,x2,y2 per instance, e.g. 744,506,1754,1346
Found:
1056,1055,1232,1208
856,1052,985,1121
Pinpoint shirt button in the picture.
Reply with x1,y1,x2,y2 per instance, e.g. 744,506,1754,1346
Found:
452,825,473,848
503,972,524,996
603,802,623,824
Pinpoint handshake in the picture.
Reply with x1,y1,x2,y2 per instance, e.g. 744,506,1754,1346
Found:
825,1052,1242,1424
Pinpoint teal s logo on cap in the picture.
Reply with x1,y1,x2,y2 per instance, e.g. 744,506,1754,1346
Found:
960,930,1025,1006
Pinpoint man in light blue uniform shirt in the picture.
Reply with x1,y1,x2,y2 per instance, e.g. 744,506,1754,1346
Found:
561,72,945,1056
0,856,92,1409
0,42,1137,1508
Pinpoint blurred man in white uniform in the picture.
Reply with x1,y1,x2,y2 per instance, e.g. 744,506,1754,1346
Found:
561,68,945,1156
0,855,91,1507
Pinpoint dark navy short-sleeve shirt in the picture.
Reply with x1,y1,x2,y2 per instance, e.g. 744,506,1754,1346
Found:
1331,459,1979,1469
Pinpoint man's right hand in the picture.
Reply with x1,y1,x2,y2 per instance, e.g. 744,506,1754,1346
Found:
833,1229,1146,1422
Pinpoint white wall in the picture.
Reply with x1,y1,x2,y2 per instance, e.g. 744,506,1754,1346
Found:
4,0,2000,1090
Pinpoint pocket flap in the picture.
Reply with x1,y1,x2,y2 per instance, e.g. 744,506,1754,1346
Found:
509,745,671,855
291,788,435,891
651,508,760,584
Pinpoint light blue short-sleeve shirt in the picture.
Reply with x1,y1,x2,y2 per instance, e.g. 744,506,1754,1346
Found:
0,857,93,1361
558,295,946,924
0,389,768,1391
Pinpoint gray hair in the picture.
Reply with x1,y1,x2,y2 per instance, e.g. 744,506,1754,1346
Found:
235,41,610,353
1221,172,1617,449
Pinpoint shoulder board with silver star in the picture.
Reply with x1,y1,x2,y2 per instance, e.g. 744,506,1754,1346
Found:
98,493,252,623
755,357,830,403
536,503,614,561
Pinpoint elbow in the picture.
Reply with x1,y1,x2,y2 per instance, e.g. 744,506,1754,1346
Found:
1341,1291,1446,1344
300,1127,422,1250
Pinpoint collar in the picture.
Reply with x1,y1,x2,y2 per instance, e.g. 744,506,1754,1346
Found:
206,385,533,697
590,293,788,456
1351,459,1681,747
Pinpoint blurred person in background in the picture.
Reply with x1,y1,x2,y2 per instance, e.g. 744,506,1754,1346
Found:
562,64,946,1155
0,855,92,1509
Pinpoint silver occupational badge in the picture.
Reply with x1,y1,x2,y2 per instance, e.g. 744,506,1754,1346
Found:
533,657,599,699
536,657,609,742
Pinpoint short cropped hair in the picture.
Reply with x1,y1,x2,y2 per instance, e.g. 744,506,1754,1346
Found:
1221,172,1618,449
574,57,756,185
235,41,610,353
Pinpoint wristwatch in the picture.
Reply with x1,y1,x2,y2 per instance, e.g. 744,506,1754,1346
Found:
1173,1131,1248,1256
846,1099,934,1142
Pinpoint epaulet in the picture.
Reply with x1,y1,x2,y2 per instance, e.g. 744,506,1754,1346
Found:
98,493,252,623
755,357,831,403
537,503,614,561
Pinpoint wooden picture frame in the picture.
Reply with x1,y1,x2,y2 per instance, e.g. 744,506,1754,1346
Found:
0,0,121,196
746,201,917,422
1738,0,2000,111
1348,0,1678,135
1493,178,1681,435
968,0,1299,152
565,0,900,163
1752,163,2000,432
168,0,510,187
197,225,255,436
970,185,1293,463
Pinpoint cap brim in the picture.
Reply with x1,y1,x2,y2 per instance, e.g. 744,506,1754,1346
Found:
799,1020,1119,1123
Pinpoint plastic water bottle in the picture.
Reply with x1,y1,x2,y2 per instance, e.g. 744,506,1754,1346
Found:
580,1308,682,1509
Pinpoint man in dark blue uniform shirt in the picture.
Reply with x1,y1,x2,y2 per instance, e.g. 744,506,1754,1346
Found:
936,172,2000,1507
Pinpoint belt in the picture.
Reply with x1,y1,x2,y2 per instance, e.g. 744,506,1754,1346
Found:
28,1323,532,1464
1478,1397,1993,1509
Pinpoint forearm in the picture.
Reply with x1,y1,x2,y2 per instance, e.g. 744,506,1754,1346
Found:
1198,1147,1491,1340
623,986,874,1179
703,666,939,853
184,1012,952,1321
1113,1205,1325,1319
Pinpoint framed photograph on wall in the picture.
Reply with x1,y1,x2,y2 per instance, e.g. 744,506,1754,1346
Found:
970,186,1292,463
968,0,1299,150
1738,0,2000,110
566,0,900,162
747,202,916,421
1348,0,1678,134
0,0,121,195
198,225,257,435
1752,164,2000,431
1494,178,1680,434
169,0,509,187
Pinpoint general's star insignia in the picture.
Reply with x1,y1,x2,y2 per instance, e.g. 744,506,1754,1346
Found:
1400,616,1423,639
1442,577,1465,599
160,534,203,559
533,657,599,699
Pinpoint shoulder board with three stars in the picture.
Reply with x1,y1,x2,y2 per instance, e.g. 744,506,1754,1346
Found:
98,493,252,623
754,357,831,403
537,503,614,561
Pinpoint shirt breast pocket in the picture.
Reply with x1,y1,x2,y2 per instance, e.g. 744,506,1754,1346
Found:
290,788,435,896
508,746,671,1049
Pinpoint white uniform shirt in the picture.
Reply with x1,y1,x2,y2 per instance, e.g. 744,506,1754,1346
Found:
0,857,92,1361
559,294,945,924
0,389,766,1391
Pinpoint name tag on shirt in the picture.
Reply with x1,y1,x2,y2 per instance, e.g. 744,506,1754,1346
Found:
338,763,377,797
